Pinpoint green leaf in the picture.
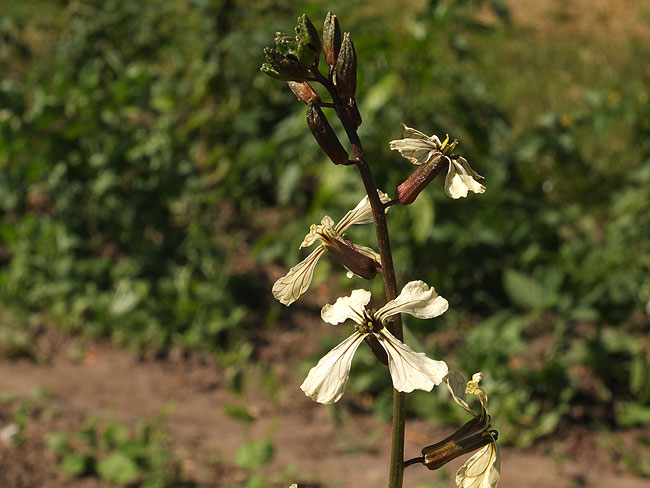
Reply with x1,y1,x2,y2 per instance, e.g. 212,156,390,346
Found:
97,452,140,485
60,453,95,476
234,440,274,470
223,404,256,424
503,268,554,310
616,403,650,427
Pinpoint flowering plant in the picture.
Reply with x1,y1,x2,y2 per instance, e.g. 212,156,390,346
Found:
262,12,498,488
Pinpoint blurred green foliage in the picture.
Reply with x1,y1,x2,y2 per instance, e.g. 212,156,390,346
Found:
1,0,650,446
46,415,187,487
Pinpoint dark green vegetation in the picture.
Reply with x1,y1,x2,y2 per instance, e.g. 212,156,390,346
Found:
1,0,649,458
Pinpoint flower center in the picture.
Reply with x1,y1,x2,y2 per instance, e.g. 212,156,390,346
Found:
355,308,382,334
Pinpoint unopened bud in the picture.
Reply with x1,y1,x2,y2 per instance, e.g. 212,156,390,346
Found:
420,417,497,470
296,14,321,63
395,153,447,205
287,82,320,104
306,99,349,165
323,12,342,66
262,47,311,82
334,32,357,99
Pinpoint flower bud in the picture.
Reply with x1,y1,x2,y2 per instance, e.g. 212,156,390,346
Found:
295,14,321,66
395,153,447,205
319,231,381,280
334,32,357,99
287,82,320,104
306,99,349,165
323,12,342,66
262,47,311,82
420,417,497,470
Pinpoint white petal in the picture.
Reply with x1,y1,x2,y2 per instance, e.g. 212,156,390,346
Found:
376,280,449,322
300,215,336,248
445,371,476,416
376,328,448,393
401,123,441,144
456,442,500,488
445,158,486,199
300,331,366,404
321,289,371,325
272,246,325,306
335,190,391,232
389,138,438,166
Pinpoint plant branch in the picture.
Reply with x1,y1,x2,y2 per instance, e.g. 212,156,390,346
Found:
313,68,406,488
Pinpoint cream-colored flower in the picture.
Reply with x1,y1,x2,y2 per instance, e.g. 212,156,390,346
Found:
389,124,485,200
300,281,449,404
272,190,390,306
446,372,500,488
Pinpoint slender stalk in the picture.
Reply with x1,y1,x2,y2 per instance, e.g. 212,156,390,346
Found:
313,69,406,488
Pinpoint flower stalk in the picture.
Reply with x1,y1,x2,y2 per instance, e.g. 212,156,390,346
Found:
261,13,492,488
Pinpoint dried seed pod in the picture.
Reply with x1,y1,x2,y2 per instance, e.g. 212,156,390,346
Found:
306,99,349,165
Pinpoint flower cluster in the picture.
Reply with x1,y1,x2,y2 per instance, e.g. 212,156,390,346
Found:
263,12,496,487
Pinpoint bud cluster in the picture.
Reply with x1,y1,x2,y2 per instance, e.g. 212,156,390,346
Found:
260,15,321,81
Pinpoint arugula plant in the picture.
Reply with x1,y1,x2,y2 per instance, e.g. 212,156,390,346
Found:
262,13,498,488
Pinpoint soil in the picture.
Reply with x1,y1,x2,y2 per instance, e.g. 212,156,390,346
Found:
0,326,649,488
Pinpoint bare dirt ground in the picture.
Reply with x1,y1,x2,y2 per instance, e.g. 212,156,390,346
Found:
0,328,649,488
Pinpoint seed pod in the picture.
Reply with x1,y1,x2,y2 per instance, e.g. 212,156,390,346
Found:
334,32,357,99
306,99,349,165
395,154,448,205
287,81,320,104
323,12,342,66
262,47,311,82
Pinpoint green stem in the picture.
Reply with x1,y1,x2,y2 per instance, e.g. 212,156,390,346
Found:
313,70,406,488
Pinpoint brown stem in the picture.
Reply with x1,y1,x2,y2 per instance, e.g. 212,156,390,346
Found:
313,69,406,488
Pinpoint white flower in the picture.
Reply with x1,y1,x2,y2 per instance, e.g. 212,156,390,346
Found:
300,281,449,404
389,123,485,200
446,372,500,488
272,190,390,306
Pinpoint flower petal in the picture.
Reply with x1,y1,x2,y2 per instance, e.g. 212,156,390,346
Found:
376,328,448,393
445,371,476,416
455,441,500,488
400,123,441,143
389,138,438,166
335,190,391,232
445,157,486,199
300,215,336,248
272,246,326,306
321,289,371,325
300,331,366,404
376,280,449,322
